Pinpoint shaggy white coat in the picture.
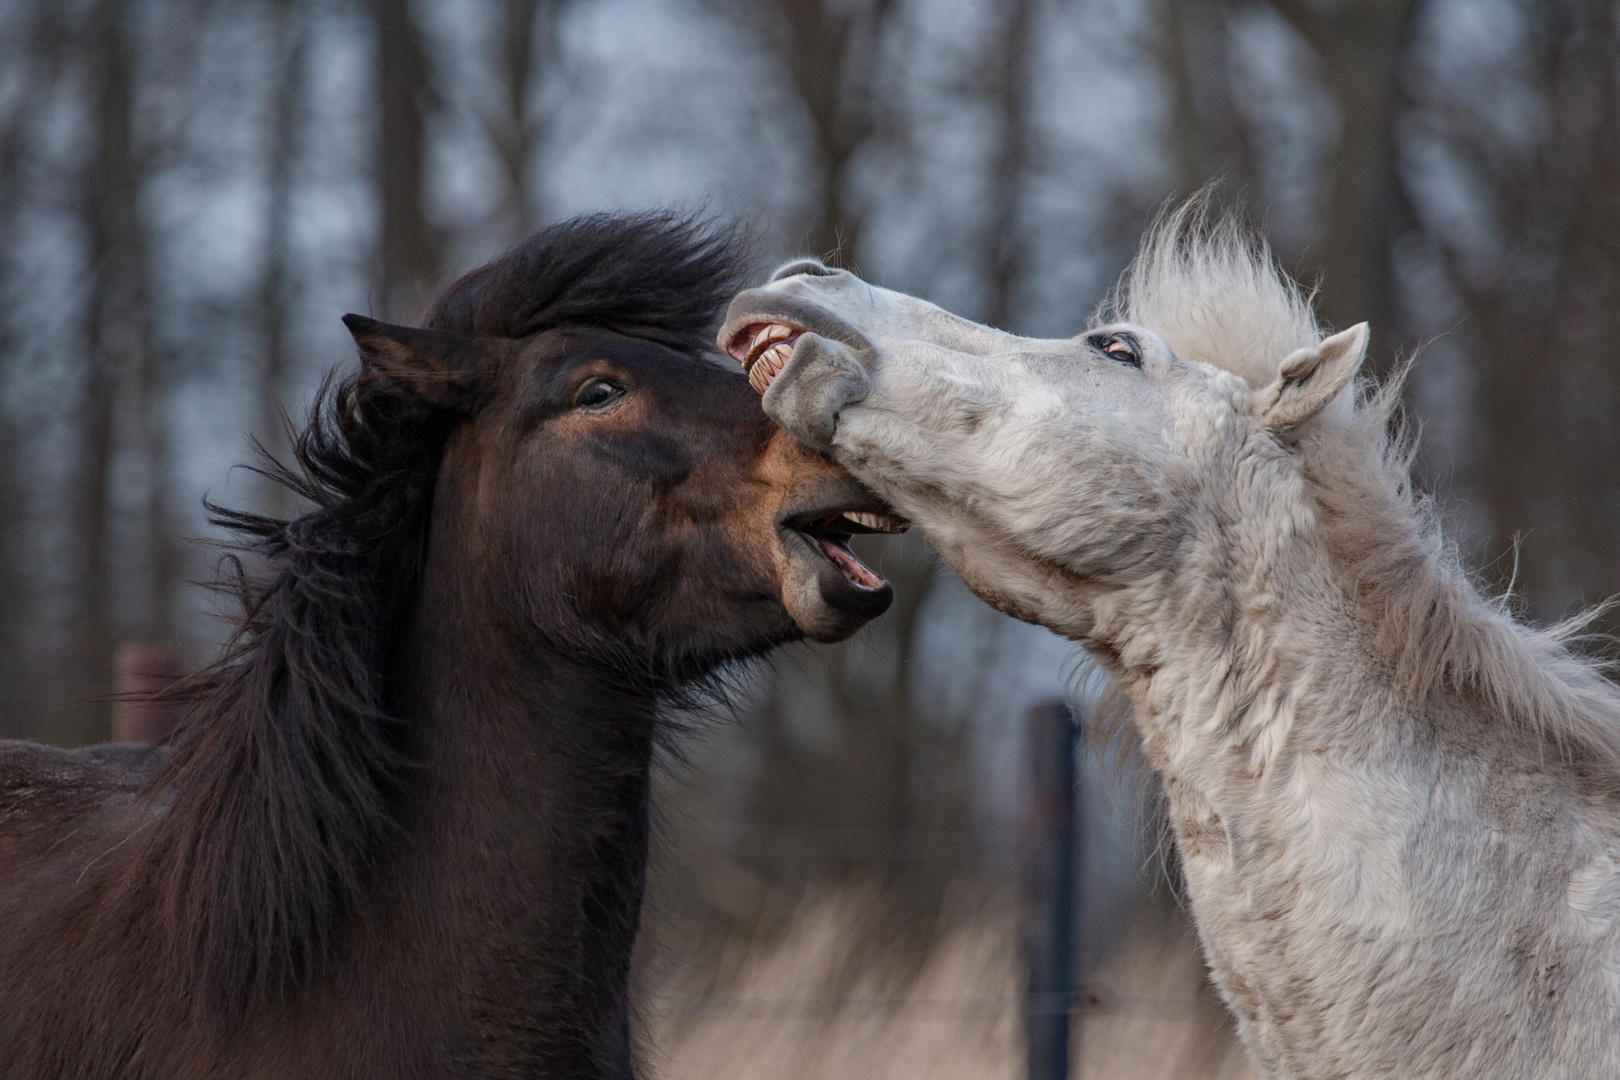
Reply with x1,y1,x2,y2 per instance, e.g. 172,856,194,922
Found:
721,204,1620,1079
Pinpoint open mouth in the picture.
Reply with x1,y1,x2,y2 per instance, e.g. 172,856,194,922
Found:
787,506,909,591
732,319,911,614
726,322,802,395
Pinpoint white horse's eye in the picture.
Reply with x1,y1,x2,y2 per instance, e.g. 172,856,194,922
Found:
1089,333,1141,368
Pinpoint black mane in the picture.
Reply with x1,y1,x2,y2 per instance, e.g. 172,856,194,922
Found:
426,211,746,347
139,212,746,1022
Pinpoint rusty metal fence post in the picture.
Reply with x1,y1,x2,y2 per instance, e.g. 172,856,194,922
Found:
111,641,185,744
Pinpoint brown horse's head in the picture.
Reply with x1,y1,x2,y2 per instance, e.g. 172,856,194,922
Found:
344,317,896,660
340,216,897,687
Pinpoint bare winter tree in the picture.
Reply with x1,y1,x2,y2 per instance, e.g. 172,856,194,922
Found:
371,0,442,319
981,0,1037,331
0,0,63,740
1160,0,1258,199
1267,0,1423,348
720,0,902,263
478,0,569,242
71,0,169,745
1420,0,1620,618
1159,0,1423,360
254,0,310,517
0,0,207,743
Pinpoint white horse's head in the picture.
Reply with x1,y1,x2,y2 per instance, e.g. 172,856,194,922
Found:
719,215,1369,647
723,210,1620,1080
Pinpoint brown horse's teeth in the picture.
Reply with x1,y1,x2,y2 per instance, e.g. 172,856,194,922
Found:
841,510,909,533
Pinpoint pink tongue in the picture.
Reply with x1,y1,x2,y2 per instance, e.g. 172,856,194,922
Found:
815,537,886,590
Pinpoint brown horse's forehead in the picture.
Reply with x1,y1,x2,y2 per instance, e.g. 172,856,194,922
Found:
474,323,767,450
516,325,720,367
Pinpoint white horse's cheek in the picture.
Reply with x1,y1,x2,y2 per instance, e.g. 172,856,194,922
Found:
1568,855,1620,936
1565,856,1620,1014
828,408,927,501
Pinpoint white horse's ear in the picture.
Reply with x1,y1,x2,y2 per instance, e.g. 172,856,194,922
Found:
1257,322,1368,431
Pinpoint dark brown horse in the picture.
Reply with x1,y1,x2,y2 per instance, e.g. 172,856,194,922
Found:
0,214,900,1079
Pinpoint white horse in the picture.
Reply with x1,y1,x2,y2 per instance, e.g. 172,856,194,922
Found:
719,205,1620,1079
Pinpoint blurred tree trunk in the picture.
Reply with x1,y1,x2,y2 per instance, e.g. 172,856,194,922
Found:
256,0,309,519
1267,0,1423,354
746,0,900,264
0,3,56,739
1160,0,1258,198
1433,0,1620,616
1160,0,1424,364
371,0,442,319
481,0,567,242
982,0,1036,331
69,0,169,746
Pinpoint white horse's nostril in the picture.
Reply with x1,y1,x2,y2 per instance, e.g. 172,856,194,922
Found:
770,258,838,282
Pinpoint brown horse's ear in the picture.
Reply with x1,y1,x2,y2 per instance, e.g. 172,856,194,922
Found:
343,313,479,410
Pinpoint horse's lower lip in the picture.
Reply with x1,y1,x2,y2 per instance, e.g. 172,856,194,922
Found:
775,510,895,640
801,530,887,591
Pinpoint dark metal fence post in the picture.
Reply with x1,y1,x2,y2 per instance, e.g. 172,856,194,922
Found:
1023,700,1080,1080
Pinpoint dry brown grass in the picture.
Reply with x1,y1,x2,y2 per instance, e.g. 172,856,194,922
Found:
639,887,1257,1080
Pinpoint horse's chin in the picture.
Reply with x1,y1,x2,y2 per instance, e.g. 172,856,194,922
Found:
778,526,894,642
771,469,904,641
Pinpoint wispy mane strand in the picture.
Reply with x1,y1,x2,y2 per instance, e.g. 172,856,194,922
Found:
1095,195,1321,390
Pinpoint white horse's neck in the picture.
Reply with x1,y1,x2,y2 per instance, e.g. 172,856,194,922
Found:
1099,464,1386,784
1075,456,1619,1080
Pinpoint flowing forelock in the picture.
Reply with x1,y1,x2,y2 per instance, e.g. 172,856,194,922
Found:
425,210,746,349
1094,196,1320,390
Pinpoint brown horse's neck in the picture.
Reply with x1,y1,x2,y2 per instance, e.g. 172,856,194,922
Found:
382,541,657,1078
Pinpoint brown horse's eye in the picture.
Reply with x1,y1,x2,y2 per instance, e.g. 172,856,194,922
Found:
574,378,625,410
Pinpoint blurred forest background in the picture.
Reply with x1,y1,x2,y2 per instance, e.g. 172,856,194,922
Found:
0,0,1616,1075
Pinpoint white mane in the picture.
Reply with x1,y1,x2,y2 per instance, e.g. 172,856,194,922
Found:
1095,198,1321,389
1105,198,1620,780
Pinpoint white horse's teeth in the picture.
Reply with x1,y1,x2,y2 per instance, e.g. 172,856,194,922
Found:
746,337,796,395
743,323,794,368
749,324,785,355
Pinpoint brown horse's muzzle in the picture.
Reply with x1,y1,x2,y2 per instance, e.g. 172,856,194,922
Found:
767,444,903,641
